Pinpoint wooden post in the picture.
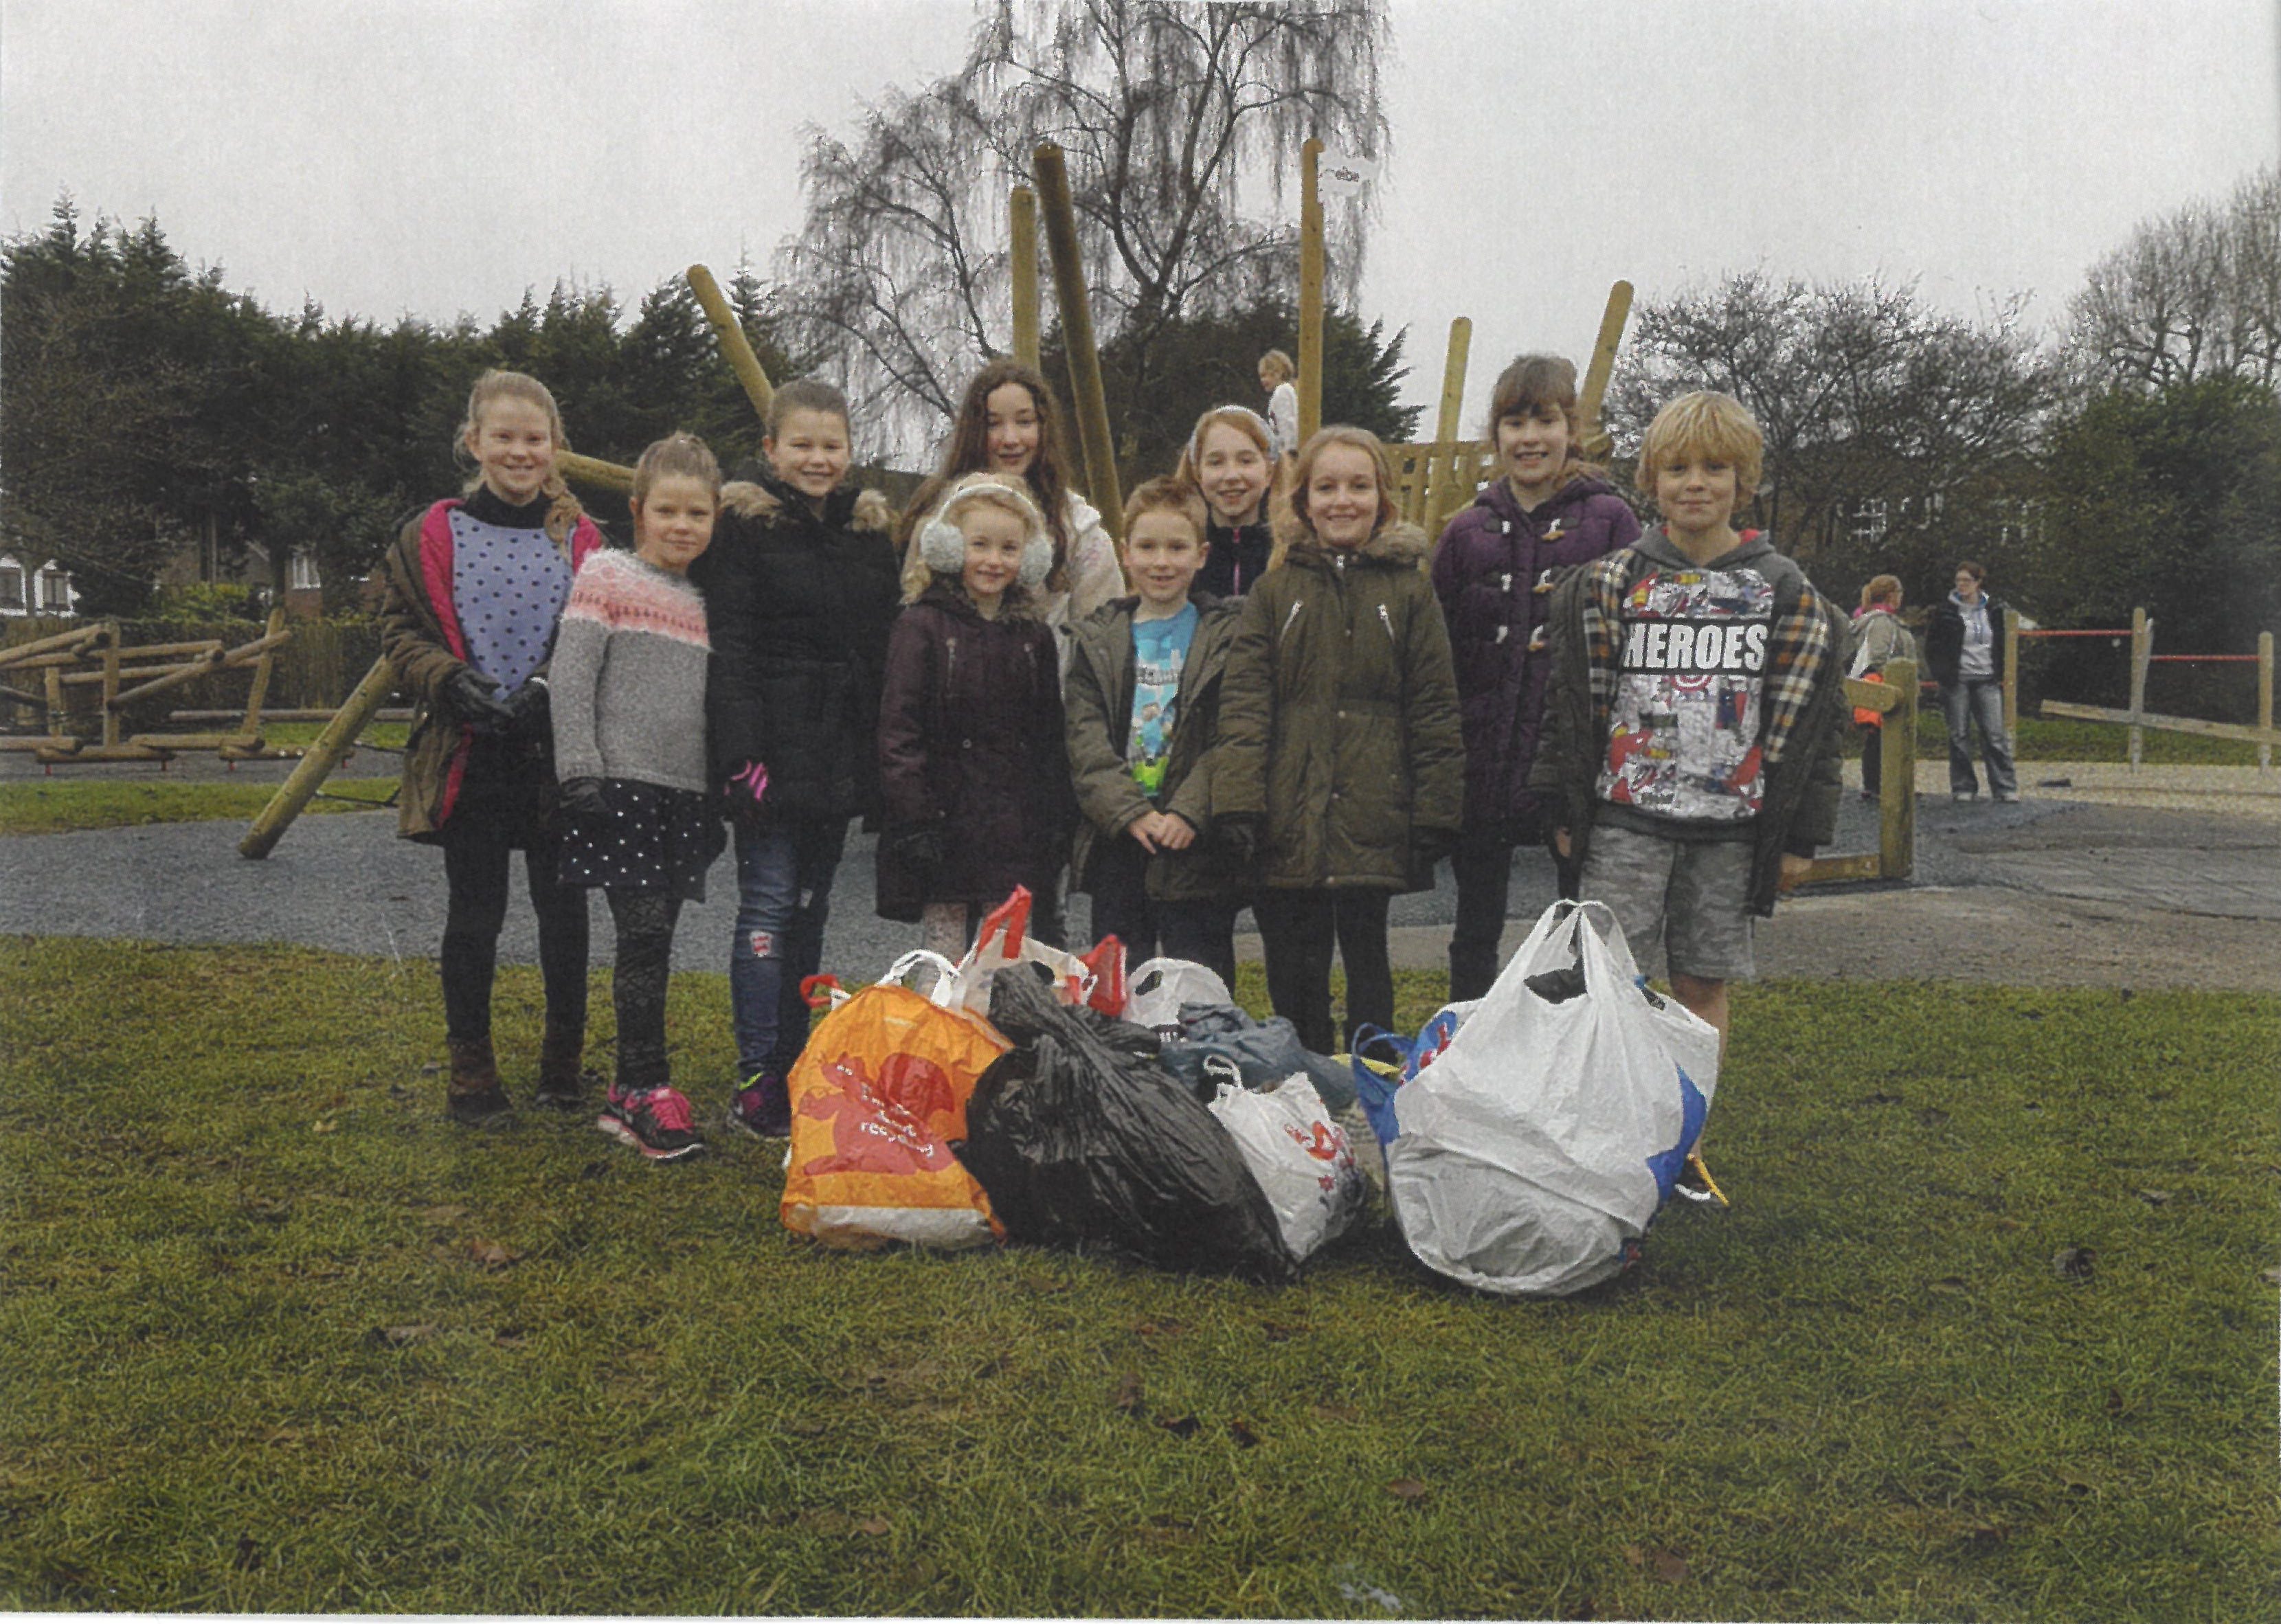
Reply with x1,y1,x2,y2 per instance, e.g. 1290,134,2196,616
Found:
239,657,396,859
238,608,287,734
2258,629,2273,776
2128,607,2150,770
1880,658,1918,880
1577,280,1633,460
1419,317,1472,531
2001,607,2021,738
1032,142,1123,540
1009,185,1041,371
43,663,65,737
99,625,120,748
1298,137,1325,447
686,263,774,425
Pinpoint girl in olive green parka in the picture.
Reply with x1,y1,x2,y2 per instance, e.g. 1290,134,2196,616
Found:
1214,427,1464,1054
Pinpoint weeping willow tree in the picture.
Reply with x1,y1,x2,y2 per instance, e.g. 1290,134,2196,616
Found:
774,0,1389,458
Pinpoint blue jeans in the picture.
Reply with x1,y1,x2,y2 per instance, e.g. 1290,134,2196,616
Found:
730,815,849,1080
1940,679,2017,798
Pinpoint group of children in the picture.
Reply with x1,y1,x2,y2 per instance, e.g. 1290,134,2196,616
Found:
383,352,1851,1166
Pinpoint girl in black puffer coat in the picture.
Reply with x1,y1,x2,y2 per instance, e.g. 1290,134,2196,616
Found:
689,380,902,1138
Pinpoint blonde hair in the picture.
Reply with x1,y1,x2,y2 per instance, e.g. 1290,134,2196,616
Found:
1175,405,1277,495
458,369,586,545
1272,425,1398,569
630,432,722,505
1121,476,1206,545
1634,391,1764,508
1861,574,1903,609
1258,349,1295,383
915,472,1054,595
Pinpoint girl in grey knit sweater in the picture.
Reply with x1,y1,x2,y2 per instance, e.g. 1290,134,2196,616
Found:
552,434,727,1160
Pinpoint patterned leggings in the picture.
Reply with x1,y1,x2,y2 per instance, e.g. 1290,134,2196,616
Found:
605,889,682,1092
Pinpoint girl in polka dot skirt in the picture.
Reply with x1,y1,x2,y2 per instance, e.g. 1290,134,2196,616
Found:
380,370,603,1128
551,434,728,1161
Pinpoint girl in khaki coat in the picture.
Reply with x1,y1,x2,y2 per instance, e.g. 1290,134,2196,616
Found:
1215,427,1465,1054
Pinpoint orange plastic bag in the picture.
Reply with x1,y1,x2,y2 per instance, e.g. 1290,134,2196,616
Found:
781,951,1010,1250
1852,668,1887,729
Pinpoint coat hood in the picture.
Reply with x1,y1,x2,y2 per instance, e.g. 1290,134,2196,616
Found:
1630,525,1777,574
1469,469,1623,529
720,470,892,533
1288,520,1431,572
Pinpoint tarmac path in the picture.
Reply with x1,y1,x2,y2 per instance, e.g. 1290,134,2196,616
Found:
2,765,2274,993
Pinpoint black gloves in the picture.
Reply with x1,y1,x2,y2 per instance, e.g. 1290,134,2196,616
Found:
559,777,607,819
501,676,550,739
1410,826,1459,876
885,822,950,877
1217,814,1264,870
443,668,514,735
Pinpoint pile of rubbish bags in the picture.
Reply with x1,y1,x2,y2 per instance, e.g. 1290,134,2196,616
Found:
780,889,1719,1298
781,889,1367,1280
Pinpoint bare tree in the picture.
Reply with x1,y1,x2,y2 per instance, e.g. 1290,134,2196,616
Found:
1610,271,2059,592
773,0,1389,458
2066,166,2280,392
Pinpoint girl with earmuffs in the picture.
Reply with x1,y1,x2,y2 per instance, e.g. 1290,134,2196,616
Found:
875,473,1079,956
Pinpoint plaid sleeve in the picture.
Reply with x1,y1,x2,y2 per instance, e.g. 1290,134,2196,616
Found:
1761,586,1836,765
1582,553,1630,739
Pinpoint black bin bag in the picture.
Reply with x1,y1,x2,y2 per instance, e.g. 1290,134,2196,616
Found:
956,966,1296,1283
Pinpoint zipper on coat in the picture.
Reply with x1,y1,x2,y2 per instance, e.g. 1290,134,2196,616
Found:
1279,600,1305,643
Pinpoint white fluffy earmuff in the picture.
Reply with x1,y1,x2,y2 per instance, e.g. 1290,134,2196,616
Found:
1017,533,1053,588
918,515,967,575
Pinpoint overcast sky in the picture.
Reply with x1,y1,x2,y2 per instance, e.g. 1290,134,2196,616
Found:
4,0,2276,450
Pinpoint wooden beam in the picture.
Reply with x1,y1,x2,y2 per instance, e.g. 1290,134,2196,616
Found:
240,657,400,858
686,262,774,425
1801,850,1884,885
1009,185,1041,371
1033,142,1123,541
1878,657,1918,881
2040,699,2281,747
1577,280,1632,460
1419,317,1472,532
0,624,105,669
1298,138,1325,447
559,450,635,493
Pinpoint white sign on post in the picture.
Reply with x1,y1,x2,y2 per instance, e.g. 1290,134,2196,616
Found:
1315,149,1378,199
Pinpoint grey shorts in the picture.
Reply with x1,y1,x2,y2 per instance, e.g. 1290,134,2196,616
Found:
1578,822,1755,982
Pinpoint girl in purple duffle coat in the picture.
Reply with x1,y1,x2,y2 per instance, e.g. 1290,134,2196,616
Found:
1430,354,1641,1000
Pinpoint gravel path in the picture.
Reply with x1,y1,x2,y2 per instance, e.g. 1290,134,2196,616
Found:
4,768,2276,993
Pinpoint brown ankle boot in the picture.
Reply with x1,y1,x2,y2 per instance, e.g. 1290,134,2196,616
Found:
445,1037,513,1127
534,1026,592,1110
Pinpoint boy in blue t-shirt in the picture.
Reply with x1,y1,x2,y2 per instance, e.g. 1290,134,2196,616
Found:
1064,478,1246,986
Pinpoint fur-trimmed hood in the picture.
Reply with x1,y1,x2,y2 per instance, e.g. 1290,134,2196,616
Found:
719,471,893,534
1285,520,1431,572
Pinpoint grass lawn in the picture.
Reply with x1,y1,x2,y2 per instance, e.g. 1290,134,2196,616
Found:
1,939,2275,1619
0,778,401,837
1918,712,2261,766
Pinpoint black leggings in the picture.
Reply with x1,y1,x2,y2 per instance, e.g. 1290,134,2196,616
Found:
1253,888,1393,1056
606,889,682,1092
440,822,590,1044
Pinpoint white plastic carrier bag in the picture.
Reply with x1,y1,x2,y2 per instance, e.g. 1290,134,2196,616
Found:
1384,899,1721,1297
1123,957,1235,1033
1209,1074,1370,1265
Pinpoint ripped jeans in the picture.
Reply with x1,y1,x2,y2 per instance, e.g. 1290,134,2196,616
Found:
729,815,849,1083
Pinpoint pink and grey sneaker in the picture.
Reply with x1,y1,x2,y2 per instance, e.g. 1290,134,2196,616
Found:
726,1072,793,1140
597,1082,707,1162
